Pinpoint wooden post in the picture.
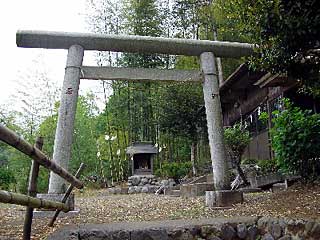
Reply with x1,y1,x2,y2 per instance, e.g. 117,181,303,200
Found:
23,137,43,240
200,52,230,191
48,44,84,194
48,163,85,227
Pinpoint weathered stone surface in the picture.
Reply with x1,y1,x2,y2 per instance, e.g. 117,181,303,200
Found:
220,225,236,240
236,223,247,239
80,229,130,240
131,229,168,240
134,186,142,193
49,217,257,240
148,185,157,193
128,187,135,194
304,221,315,234
272,183,287,193
48,216,320,240
141,178,149,185
141,186,149,193
214,190,243,207
269,223,282,239
120,187,128,194
131,176,141,186
181,183,214,198
161,180,169,186
114,188,121,194
287,221,305,236
257,216,270,229
278,235,291,240
262,233,275,240
108,188,115,194
200,225,220,238
207,237,222,240
309,222,320,239
249,173,284,188
168,228,193,240
247,226,259,240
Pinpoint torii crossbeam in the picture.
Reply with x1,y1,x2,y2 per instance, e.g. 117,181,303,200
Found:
16,30,255,205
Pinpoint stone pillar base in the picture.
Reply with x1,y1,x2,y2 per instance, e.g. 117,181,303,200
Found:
37,193,75,211
205,190,243,207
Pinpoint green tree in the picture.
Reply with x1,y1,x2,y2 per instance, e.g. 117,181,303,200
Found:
271,99,320,180
216,0,320,93
159,84,206,175
224,123,250,185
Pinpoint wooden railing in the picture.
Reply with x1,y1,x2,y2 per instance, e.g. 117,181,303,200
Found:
0,124,85,240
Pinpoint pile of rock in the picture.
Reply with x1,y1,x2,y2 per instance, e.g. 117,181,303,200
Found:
127,175,159,194
107,176,177,194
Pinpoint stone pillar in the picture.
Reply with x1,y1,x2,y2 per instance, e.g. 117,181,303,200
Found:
200,52,230,191
48,45,84,194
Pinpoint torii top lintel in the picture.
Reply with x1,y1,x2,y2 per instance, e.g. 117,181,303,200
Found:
16,30,255,58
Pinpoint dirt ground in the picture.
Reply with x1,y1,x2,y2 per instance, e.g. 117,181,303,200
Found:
0,183,319,240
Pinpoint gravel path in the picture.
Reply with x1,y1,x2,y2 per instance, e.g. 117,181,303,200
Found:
0,183,319,239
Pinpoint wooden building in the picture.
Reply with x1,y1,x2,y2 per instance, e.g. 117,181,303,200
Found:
220,64,319,161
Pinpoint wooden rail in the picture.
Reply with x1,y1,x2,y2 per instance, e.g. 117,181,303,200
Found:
0,190,70,212
0,125,86,239
48,163,86,227
0,124,83,189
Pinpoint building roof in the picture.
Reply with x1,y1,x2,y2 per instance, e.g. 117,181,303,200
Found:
126,142,158,155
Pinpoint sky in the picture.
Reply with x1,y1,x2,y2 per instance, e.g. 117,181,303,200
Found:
0,0,104,110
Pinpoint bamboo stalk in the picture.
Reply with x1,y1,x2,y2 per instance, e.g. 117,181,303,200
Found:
48,163,85,227
0,190,69,212
0,124,83,189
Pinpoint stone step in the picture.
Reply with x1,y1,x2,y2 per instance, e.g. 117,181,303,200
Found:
238,187,262,193
170,190,180,197
164,189,180,197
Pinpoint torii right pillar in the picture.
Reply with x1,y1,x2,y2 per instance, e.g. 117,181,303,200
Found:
200,52,243,207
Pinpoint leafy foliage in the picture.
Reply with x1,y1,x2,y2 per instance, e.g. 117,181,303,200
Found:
224,123,251,184
271,99,320,180
155,161,192,180
257,159,278,175
224,123,250,164
216,0,320,93
0,166,16,190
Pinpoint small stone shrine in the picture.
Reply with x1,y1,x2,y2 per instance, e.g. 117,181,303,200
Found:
126,142,157,175
126,142,159,193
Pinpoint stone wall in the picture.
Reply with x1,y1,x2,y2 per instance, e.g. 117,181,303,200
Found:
48,216,320,240
108,176,176,194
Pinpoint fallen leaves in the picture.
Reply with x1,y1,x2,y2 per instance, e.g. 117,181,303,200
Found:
0,183,319,239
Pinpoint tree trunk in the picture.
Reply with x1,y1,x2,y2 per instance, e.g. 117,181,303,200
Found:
191,142,197,176
236,161,249,186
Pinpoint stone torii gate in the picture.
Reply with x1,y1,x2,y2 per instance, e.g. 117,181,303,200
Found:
16,30,254,205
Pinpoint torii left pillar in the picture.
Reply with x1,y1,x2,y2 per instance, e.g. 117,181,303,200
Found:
48,45,84,194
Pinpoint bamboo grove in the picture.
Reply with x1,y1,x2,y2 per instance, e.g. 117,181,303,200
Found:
0,0,249,191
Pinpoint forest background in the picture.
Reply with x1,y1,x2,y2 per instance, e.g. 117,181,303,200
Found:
1,0,318,192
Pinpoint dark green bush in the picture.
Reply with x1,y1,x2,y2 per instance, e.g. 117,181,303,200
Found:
0,166,16,190
241,158,258,165
271,99,320,180
155,162,192,180
257,159,278,174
